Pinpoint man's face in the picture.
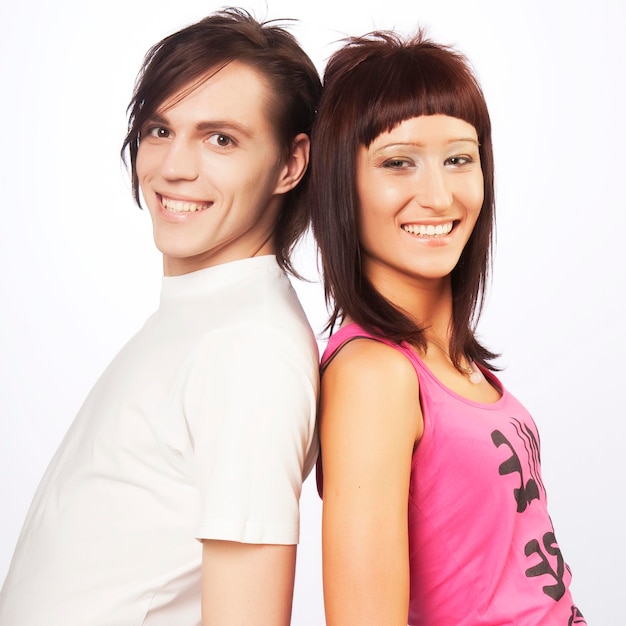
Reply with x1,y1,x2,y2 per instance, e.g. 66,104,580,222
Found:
136,61,291,276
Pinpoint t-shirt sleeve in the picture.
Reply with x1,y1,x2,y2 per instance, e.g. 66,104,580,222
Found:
181,322,318,545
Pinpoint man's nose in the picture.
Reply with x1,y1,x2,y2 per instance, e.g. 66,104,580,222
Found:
160,140,200,181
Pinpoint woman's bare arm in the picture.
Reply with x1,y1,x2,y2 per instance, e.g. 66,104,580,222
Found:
320,339,423,626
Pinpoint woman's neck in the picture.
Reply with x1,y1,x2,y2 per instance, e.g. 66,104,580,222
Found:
369,272,453,339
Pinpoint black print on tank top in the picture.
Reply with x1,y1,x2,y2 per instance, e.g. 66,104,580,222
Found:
524,531,566,600
491,421,585,614
491,418,544,513
568,605,587,625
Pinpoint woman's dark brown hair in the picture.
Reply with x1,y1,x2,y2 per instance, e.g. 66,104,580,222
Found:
121,8,321,275
308,30,497,368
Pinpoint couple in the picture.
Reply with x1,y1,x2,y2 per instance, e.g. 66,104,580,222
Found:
0,8,584,626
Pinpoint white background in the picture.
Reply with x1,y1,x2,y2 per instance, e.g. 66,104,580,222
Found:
1,0,624,623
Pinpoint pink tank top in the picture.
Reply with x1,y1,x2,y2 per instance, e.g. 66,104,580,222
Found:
319,323,585,626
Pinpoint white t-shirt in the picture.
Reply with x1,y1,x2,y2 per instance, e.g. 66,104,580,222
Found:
0,256,319,626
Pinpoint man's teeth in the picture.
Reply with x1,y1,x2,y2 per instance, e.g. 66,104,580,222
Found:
402,222,454,237
162,197,211,213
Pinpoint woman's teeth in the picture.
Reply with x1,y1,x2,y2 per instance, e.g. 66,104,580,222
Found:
402,222,453,237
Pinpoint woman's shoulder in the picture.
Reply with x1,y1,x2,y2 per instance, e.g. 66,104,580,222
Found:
320,326,424,449
324,322,410,363
324,329,417,394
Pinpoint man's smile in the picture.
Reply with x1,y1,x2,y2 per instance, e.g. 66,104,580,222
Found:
160,195,213,213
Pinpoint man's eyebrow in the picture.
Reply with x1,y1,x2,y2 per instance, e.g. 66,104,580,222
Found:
142,112,168,127
193,119,254,138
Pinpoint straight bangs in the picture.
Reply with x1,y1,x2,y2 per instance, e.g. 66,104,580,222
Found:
353,46,490,149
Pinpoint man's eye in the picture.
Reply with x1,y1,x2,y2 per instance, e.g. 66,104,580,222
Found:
145,126,169,139
209,134,234,147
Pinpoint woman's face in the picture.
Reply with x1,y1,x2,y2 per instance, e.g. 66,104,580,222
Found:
356,114,484,292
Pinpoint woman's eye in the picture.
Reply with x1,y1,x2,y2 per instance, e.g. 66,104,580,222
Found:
209,134,234,147
446,155,472,166
382,158,411,169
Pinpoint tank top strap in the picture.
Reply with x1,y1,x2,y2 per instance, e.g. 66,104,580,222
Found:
321,322,428,378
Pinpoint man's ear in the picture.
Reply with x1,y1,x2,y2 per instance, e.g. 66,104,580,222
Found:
273,133,310,195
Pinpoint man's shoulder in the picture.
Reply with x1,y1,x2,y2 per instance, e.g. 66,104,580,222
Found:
219,268,313,344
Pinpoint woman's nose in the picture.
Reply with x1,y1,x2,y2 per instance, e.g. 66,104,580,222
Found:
415,166,453,211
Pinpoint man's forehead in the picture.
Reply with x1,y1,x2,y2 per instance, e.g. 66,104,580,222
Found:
150,61,278,134
162,61,270,106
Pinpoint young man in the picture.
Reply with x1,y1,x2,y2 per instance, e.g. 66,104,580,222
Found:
0,9,321,625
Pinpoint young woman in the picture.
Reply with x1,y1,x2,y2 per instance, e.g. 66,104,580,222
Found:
308,31,585,625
